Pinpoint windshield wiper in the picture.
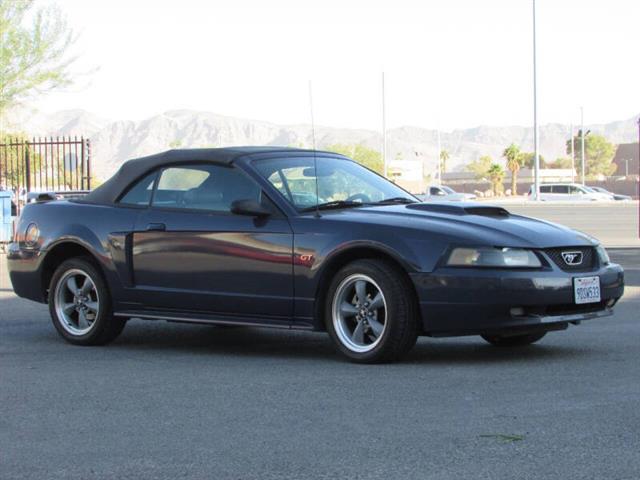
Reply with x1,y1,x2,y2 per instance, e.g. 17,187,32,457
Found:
300,200,366,212
371,197,418,205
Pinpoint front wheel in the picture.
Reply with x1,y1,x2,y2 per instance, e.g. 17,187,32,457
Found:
48,257,126,345
325,259,418,363
481,332,546,347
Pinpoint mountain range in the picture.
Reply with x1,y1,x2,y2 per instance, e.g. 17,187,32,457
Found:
14,109,640,180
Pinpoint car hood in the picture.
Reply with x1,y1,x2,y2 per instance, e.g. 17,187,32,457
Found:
323,202,598,248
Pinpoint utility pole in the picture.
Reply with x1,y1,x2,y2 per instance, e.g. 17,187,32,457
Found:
436,129,442,185
581,106,586,185
570,123,575,183
532,0,540,200
382,72,387,178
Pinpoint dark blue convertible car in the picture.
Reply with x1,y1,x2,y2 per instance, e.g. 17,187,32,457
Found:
7,147,625,362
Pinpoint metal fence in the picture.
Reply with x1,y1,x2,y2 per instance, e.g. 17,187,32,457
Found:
0,136,92,200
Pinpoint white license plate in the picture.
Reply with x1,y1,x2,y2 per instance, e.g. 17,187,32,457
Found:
574,276,601,304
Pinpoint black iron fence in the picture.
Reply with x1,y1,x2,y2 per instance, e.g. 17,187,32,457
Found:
0,136,92,200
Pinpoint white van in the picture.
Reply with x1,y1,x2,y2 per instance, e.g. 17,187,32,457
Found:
527,183,610,201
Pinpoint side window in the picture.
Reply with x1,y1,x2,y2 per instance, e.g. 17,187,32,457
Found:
152,164,261,212
553,185,569,194
540,185,552,193
567,185,581,194
430,187,442,195
118,172,157,206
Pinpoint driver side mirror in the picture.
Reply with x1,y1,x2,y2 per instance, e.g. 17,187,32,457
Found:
231,199,271,217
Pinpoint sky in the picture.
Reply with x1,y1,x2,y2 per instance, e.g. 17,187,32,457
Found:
35,0,640,131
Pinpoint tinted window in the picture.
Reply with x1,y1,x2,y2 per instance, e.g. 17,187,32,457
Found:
152,164,260,212
553,185,569,194
119,172,157,206
540,185,552,193
430,187,443,195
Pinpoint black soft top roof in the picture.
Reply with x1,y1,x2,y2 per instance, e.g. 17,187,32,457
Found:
83,146,335,204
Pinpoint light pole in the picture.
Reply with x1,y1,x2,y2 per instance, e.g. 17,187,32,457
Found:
532,0,540,200
382,72,387,178
581,106,586,185
436,129,442,185
570,123,575,183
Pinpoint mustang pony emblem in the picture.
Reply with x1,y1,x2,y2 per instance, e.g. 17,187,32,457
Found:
561,251,583,265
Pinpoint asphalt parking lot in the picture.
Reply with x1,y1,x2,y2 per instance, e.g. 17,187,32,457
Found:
1,247,639,477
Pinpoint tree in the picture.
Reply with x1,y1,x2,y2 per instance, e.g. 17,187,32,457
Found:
566,133,616,177
466,155,493,180
487,163,505,196
327,144,384,174
547,157,574,169
0,1,78,117
520,152,547,169
439,149,450,176
502,143,523,195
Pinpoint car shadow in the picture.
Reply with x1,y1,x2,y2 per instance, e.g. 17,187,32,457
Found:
111,320,591,365
405,339,591,365
0,293,607,366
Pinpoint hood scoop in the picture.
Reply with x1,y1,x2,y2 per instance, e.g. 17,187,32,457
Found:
406,202,510,217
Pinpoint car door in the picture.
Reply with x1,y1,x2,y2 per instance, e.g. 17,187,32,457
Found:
551,184,568,200
538,185,552,200
130,163,294,321
567,185,583,201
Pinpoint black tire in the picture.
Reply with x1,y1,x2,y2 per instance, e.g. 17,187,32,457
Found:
481,332,546,347
48,257,126,346
325,259,418,363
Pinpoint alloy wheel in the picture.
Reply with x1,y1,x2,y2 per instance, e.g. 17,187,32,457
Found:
54,269,100,336
332,273,388,353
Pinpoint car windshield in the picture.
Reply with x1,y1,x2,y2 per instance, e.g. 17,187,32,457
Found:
441,186,456,194
253,156,416,211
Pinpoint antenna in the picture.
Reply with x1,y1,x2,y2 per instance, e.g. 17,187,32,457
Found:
308,80,320,217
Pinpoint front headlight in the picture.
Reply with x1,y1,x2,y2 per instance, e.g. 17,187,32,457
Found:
596,245,610,265
24,223,40,248
446,247,542,268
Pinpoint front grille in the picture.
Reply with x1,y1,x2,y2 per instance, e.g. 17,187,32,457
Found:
544,247,596,272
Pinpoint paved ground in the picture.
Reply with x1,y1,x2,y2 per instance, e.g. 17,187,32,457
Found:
496,202,640,248
1,249,639,480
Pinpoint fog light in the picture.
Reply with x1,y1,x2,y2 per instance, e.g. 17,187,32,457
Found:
510,307,525,316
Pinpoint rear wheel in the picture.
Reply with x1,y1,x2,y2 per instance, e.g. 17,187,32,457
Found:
325,259,418,363
48,258,126,345
481,332,546,347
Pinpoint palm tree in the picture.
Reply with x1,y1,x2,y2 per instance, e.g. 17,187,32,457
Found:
502,143,522,195
487,163,505,197
439,149,450,177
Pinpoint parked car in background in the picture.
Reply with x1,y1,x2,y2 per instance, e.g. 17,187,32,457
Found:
417,185,477,202
527,183,611,201
588,186,632,201
26,190,90,204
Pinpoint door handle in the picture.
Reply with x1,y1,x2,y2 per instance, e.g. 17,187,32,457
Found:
146,223,166,231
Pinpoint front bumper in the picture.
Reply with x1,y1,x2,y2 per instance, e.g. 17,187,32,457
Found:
6,242,46,302
410,262,624,336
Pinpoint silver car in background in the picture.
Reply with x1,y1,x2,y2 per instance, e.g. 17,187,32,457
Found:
527,183,611,202
417,185,477,202
589,186,632,201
